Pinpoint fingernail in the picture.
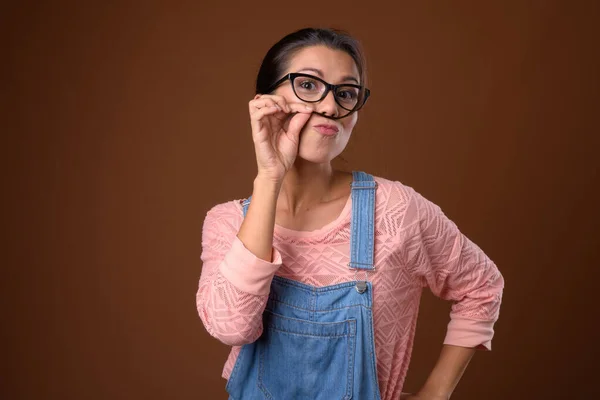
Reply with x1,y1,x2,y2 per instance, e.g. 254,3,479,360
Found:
305,105,312,110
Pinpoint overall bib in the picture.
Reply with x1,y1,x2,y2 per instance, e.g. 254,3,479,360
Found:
226,171,381,400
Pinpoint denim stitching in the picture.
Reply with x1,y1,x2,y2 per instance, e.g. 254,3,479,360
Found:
345,320,356,399
272,275,359,292
264,313,358,337
258,341,275,400
259,319,356,399
367,306,382,399
267,298,372,312
266,327,353,338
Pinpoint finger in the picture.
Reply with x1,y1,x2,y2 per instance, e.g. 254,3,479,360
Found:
286,112,312,140
250,98,279,115
268,102,311,123
250,105,282,134
257,94,290,113
280,103,313,128
287,102,314,114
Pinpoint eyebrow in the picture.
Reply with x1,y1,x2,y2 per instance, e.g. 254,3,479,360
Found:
297,67,360,84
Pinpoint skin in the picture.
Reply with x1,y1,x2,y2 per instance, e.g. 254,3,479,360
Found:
237,44,475,399
248,45,358,230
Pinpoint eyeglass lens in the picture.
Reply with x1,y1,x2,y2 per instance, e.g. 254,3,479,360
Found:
292,76,364,112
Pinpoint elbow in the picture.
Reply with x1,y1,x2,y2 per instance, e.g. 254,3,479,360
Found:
202,319,262,347
216,331,261,347
196,302,262,347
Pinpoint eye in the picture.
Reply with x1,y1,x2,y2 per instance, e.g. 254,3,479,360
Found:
298,79,319,91
337,90,356,100
336,87,359,102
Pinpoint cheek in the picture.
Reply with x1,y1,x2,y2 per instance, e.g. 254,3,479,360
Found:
341,114,358,132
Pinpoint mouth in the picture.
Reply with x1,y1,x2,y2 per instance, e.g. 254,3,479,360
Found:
312,123,340,136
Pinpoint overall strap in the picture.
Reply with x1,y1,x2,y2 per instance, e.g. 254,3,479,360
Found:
242,197,251,217
348,171,377,272
241,171,377,293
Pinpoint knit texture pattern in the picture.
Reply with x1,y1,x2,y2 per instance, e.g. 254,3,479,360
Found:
196,176,504,399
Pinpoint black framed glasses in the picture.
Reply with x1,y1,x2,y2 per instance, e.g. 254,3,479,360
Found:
267,73,371,118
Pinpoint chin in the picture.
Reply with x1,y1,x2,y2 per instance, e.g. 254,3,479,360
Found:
297,143,341,164
296,150,334,164
296,129,348,163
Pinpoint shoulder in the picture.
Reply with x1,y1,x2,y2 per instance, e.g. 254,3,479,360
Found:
371,174,417,202
203,198,245,233
369,174,425,215
370,173,438,209
368,173,442,234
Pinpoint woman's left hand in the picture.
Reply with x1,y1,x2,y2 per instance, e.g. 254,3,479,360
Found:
400,393,449,400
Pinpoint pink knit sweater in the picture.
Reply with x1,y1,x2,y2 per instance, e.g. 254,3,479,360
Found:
196,175,504,399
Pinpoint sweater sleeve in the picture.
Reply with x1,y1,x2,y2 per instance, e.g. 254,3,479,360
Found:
405,188,504,350
196,202,283,346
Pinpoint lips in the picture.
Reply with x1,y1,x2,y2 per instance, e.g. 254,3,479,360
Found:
313,124,339,136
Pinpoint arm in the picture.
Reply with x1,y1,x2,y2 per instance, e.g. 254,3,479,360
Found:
196,176,283,346
403,345,475,400
405,188,505,398
237,176,282,262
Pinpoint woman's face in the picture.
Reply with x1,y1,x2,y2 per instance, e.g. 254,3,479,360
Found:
273,45,361,164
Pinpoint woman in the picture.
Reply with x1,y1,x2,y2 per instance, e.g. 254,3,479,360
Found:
197,27,504,400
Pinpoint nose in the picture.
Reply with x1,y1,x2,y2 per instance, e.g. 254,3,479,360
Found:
316,90,339,118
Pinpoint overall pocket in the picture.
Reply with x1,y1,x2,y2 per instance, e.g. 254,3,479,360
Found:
257,311,356,400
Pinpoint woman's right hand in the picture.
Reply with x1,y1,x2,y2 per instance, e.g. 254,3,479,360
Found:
249,94,314,183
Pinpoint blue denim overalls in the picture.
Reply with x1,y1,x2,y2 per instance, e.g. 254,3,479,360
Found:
226,171,381,400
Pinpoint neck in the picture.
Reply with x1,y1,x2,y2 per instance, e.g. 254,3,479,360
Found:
279,160,338,216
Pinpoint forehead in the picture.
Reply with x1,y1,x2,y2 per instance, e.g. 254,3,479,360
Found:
286,45,360,82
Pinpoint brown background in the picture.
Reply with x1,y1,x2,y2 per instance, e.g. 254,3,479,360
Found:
3,1,599,399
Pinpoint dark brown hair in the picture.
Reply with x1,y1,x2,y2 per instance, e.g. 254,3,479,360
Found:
256,28,367,95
